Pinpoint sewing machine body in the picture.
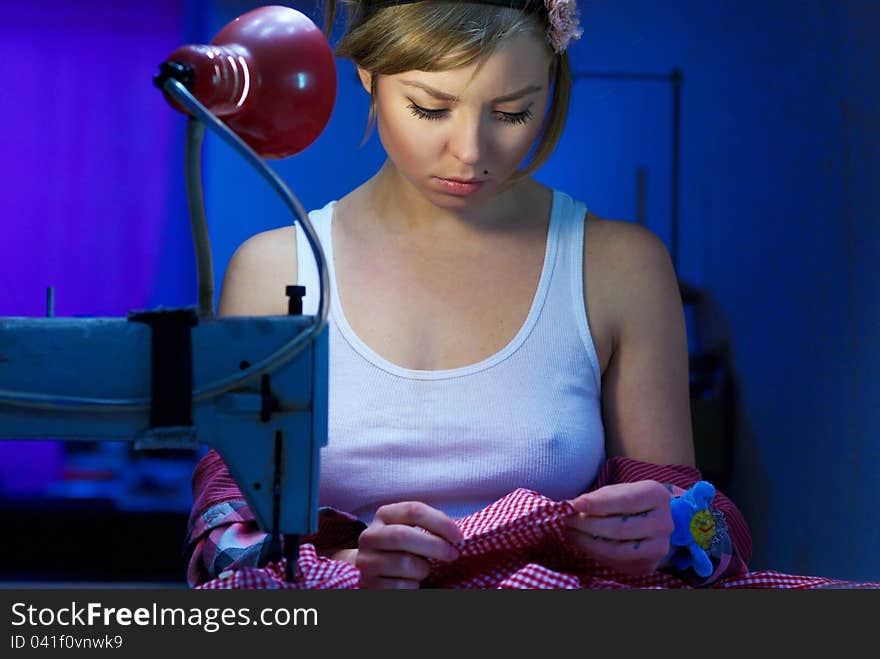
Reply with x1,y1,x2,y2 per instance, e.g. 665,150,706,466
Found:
0,314,327,537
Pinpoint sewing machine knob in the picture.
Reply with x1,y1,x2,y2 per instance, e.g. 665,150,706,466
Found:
286,285,306,315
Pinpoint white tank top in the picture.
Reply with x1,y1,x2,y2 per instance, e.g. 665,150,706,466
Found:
296,189,605,522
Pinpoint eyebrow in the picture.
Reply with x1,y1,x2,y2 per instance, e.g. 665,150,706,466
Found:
399,80,544,103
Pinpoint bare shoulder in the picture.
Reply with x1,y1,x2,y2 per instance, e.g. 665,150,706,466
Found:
582,213,682,360
217,226,297,317
584,212,674,277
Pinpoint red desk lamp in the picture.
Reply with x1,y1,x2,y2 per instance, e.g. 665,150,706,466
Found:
152,6,338,579
158,4,336,159
154,5,336,319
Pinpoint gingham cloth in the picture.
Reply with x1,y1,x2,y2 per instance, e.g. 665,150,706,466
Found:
196,544,360,590
188,454,879,590
423,487,880,589
186,449,366,588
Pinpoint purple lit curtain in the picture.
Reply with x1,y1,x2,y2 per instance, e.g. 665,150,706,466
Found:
0,0,194,494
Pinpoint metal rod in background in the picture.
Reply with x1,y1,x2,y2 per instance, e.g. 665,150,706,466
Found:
572,69,683,271
636,166,648,226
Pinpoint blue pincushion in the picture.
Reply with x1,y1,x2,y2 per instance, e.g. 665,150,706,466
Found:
668,480,717,578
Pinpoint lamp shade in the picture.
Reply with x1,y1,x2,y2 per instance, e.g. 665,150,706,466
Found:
160,5,337,159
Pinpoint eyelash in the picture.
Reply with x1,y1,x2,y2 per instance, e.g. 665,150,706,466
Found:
406,102,534,126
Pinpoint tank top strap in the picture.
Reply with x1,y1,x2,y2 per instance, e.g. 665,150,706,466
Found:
537,190,601,390
295,200,335,317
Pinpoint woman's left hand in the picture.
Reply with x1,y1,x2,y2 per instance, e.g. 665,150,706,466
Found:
563,480,674,576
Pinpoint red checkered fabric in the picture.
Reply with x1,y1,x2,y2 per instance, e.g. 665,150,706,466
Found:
195,487,879,590
195,544,359,590
189,454,879,589
186,450,366,587
423,487,880,589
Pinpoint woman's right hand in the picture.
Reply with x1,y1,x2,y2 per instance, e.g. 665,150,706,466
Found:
354,501,463,589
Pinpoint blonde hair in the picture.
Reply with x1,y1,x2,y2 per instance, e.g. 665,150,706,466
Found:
324,0,572,177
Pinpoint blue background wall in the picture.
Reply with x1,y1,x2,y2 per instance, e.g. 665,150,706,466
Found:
0,0,877,582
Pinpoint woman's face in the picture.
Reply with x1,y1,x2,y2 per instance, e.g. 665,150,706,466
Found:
363,31,553,209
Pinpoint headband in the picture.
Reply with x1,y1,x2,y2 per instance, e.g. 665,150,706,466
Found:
364,0,583,54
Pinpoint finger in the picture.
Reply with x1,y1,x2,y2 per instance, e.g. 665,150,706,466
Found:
365,551,431,582
564,508,672,542
374,501,464,545
363,577,421,590
359,524,460,562
564,524,645,550
600,535,669,561
569,481,669,517
596,537,671,575
566,530,669,575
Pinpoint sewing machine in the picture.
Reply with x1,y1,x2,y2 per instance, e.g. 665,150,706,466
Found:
0,6,335,576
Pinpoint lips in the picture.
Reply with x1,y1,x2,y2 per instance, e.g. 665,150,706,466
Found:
436,177,486,196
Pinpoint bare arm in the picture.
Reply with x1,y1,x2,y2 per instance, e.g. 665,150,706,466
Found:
589,220,695,466
218,226,367,567
564,218,695,575
217,226,297,317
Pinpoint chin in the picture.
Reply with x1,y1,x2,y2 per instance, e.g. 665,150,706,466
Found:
429,193,484,209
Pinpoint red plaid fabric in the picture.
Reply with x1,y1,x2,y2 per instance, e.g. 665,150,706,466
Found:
423,488,880,589
194,487,879,590
189,454,879,589
195,544,359,590
186,450,365,587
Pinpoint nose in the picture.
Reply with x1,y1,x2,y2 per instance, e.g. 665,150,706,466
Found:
447,113,486,168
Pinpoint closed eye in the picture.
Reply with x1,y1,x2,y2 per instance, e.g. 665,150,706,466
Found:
495,108,534,125
407,101,535,126
407,102,446,120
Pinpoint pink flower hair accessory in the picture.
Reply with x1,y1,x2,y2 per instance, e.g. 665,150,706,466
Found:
544,0,583,53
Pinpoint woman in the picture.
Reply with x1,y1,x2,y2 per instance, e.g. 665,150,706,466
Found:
189,0,745,589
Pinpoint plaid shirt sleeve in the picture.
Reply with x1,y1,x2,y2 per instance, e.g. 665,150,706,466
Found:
186,450,365,588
